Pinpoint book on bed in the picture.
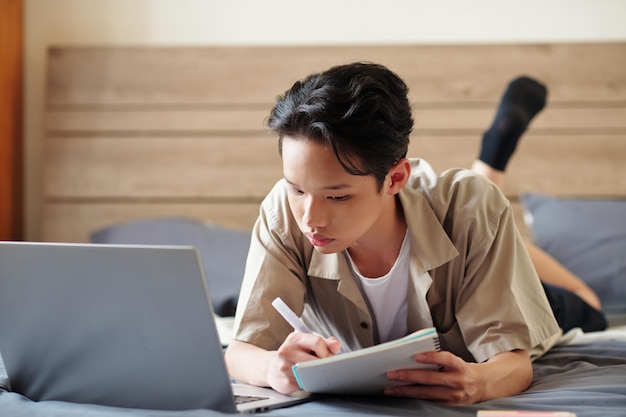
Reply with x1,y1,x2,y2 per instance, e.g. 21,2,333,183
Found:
292,327,441,394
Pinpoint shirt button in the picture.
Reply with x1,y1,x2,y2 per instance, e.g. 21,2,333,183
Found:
360,322,369,329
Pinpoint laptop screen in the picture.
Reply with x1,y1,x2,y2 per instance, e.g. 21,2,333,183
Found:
0,242,237,412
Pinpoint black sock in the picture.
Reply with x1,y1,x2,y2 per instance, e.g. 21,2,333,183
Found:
478,76,548,171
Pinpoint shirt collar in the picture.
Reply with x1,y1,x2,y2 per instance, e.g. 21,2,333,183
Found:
398,185,459,271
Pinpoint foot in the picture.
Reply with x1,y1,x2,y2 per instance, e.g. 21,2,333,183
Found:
478,76,548,171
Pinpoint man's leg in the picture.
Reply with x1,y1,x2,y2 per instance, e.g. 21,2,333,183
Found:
471,76,606,332
478,76,547,171
471,76,547,188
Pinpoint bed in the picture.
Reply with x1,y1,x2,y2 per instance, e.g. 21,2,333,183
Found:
2,43,626,416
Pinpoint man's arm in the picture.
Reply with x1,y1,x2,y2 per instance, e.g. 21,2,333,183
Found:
383,349,532,405
225,334,341,394
225,339,296,394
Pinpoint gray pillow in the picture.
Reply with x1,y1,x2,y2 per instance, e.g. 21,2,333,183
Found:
91,217,251,317
521,193,626,314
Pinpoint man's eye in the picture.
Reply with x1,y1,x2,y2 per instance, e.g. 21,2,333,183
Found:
289,188,304,196
328,195,349,201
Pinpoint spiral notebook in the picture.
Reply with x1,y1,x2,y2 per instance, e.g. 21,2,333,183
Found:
292,327,441,394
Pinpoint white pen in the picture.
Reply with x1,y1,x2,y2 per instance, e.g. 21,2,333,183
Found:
271,297,313,333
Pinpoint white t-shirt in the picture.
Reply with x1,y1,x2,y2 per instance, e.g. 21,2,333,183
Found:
346,232,410,343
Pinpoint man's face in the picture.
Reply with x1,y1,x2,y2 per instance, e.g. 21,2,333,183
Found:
282,136,392,254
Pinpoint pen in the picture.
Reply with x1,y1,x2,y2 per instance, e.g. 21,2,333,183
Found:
271,297,313,333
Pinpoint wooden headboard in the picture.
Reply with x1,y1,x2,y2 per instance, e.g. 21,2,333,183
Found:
42,44,626,242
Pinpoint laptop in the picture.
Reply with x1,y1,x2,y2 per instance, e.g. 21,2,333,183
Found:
0,241,310,413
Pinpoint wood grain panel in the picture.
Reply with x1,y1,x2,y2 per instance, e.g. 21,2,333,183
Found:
46,107,626,133
47,108,270,133
42,202,262,243
44,134,625,200
44,136,282,198
47,44,626,105
411,135,626,198
42,44,626,242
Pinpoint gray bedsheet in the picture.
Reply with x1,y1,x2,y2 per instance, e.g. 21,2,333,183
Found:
2,341,625,417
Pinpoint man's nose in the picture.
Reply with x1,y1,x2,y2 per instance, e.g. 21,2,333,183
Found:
303,197,327,228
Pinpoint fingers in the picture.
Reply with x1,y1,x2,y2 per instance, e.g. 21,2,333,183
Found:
280,332,339,360
384,351,480,405
385,351,458,387
271,332,341,394
277,332,341,366
388,351,462,375
325,336,342,355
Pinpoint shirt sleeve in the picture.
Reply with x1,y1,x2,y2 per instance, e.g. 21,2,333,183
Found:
231,182,310,351
453,182,561,363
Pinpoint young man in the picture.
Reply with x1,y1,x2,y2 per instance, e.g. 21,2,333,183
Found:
224,63,562,405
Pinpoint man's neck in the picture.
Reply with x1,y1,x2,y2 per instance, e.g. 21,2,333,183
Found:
347,197,407,278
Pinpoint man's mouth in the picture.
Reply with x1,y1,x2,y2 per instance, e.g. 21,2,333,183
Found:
305,233,334,247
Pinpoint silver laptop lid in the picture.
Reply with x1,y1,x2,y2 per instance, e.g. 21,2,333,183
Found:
0,241,237,412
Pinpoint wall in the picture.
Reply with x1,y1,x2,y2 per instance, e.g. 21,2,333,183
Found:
24,0,626,240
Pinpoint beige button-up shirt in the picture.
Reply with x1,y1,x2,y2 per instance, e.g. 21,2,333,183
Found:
233,159,561,363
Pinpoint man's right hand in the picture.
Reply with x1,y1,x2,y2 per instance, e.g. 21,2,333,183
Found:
225,332,341,394
267,332,341,393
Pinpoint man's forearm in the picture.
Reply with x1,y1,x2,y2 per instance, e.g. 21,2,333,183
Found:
225,339,275,387
477,349,533,401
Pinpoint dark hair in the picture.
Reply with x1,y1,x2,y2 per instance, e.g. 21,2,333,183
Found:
267,62,414,191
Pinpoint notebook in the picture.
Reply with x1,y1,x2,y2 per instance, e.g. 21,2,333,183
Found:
292,327,440,394
0,241,310,413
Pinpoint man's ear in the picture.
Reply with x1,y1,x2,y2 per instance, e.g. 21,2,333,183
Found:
387,158,411,195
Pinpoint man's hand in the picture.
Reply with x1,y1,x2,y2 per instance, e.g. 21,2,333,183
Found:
383,349,532,405
268,332,341,393
225,332,341,395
